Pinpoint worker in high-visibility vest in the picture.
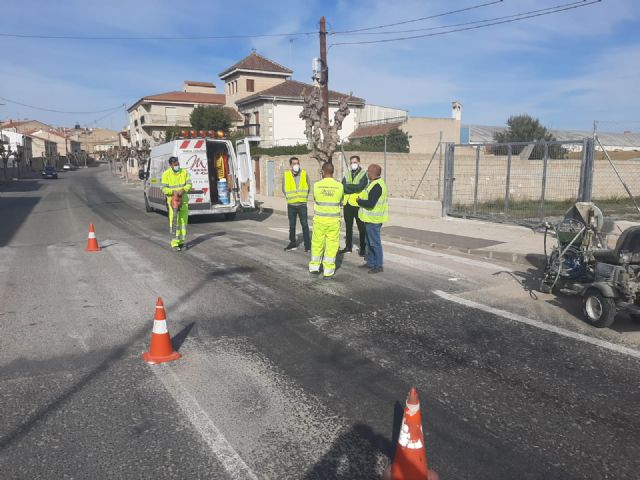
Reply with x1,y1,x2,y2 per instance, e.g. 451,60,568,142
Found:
161,156,192,251
357,164,388,274
309,162,344,279
282,156,311,251
340,154,368,256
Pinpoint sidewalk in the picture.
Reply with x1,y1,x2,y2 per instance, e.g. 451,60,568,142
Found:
254,194,547,268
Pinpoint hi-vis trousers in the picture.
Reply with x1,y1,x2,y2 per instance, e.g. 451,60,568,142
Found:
167,200,188,247
308,219,340,277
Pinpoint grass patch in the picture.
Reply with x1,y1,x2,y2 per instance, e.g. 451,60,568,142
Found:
453,196,640,222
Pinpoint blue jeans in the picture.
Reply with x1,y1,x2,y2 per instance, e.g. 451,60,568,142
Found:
287,203,311,249
364,223,383,268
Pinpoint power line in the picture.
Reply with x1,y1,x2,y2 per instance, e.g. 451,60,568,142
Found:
330,0,602,46
0,31,315,41
333,0,588,36
330,0,504,35
0,2,502,41
0,96,124,114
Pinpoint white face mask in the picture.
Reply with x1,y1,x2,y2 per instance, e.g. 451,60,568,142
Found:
292,164,300,173
350,163,359,171
172,165,180,172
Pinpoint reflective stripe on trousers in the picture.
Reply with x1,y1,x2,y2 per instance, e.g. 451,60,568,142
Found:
308,220,340,277
167,200,188,247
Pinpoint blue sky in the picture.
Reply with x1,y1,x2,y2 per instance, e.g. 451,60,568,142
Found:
0,0,638,132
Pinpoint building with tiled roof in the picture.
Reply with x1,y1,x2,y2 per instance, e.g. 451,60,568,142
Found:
235,79,366,147
127,79,241,148
219,51,292,79
349,121,405,139
219,52,294,109
127,51,411,149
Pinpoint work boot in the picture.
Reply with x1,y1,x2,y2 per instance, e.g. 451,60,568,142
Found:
368,267,384,274
284,242,297,251
339,247,352,254
172,246,180,252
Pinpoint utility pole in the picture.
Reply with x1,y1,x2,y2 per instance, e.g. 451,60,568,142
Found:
319,16,329,131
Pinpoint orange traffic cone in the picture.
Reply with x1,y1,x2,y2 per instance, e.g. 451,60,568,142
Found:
384,387,439,480
142,297,181,364
85,223,101,252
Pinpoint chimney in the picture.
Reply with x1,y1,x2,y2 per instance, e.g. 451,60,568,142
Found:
183,81,217,94
452,101,462,121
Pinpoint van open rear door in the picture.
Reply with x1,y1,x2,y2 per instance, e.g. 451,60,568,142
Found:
235,138,256,208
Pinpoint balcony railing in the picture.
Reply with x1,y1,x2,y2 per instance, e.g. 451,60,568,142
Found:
142,115,192,126
237,123,260,137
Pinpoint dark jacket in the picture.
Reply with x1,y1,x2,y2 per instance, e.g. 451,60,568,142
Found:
342,168,368,195
356,179,382,209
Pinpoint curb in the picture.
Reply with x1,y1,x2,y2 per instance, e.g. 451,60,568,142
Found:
257,205,545,270
383,233,545,269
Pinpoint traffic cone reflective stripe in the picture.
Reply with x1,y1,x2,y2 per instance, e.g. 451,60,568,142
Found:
385,387,439,480
85,223,101,252
142,297,181,364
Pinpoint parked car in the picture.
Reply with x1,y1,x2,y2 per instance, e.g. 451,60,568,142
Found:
62,163,76,171
42,166,58,179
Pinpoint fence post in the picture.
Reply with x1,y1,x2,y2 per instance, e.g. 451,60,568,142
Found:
540,142,549,223
473,146,480,215
383,135,387,181
442,143,455,217
578,137,594,202
437,131,443,200
505,144,512,218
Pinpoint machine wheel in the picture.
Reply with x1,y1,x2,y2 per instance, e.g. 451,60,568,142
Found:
144,194,154,213
224,212,237,221
582,289,617,328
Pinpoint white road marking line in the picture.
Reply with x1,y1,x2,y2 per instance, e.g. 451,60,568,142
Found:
385,252,461,277
383,240,513,272
433,290,640,360
269,228,511,272
150,363,259,480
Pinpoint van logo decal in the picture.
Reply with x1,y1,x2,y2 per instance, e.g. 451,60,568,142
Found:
185,154,208,175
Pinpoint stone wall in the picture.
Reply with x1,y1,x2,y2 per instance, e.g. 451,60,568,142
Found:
257,151,443,201
256,150,640,204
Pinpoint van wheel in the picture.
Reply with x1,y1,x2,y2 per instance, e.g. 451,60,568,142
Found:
582,289,617,328
224,212,237,221
144,194,154,213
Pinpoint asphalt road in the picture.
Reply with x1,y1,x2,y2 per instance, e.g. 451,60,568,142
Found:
1,165,639,479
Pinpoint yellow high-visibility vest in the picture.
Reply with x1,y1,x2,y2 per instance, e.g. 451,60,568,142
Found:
358,178,388,223
283,170,309,204
342,168,367,207
313,178,344,224
161,167,193,204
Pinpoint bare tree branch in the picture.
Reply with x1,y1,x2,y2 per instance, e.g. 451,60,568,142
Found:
299,86,350,164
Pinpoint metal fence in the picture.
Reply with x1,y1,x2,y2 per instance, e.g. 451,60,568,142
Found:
443,139,596,226
591,137,640,221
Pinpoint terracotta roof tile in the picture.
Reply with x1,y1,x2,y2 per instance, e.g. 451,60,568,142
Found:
349,121,405,139
219,52,292,78
184,80,215,87
237,80,365,105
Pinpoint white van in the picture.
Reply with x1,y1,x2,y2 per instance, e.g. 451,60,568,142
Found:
141,136,255,219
